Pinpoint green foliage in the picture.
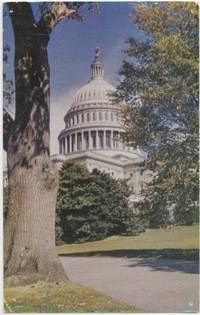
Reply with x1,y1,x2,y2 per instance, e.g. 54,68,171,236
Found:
56,161,138,244
116,3,199,227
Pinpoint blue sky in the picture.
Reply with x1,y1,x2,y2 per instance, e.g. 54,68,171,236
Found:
3,2,143,154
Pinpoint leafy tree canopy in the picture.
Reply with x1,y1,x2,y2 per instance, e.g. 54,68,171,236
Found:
116,3,199,226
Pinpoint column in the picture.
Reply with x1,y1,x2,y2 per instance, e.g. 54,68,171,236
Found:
96,130,100,149
59,140,62,154
106,130,111,148
77,133,82,151
82,132,86,150
67,135,70,153
65,136,68,153
113,131,117,149
111,130,114,149
71,134,74,152
74,133,76,151
119,132,123,150
88,131,92,149
91,131,96,149
103,130,106,149
116,131,119,149
79,133,82,150
121,132,125,150
63,138,66,154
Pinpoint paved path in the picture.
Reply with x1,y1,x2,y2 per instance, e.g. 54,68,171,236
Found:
61,256,199,312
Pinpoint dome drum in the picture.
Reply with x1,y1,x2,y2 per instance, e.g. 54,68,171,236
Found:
58,127,133,155
64,108,121,129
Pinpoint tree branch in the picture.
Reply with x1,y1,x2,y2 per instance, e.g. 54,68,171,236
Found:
37,2,76,35
3,108,14,152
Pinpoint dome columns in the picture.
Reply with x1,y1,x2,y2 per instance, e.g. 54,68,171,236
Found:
59,129,126,154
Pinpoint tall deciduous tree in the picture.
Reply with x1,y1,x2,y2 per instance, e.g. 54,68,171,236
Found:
3,2,96,286
116,3,199,226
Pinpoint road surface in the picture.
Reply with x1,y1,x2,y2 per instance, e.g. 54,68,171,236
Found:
61,256,199,312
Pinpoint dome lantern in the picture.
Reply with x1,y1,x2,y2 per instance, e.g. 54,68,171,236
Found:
91,47,104,80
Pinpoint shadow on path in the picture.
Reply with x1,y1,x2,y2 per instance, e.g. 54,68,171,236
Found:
125,257,199,274
59,248,199,262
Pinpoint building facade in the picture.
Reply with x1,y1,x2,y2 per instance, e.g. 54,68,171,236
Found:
51,49,150,202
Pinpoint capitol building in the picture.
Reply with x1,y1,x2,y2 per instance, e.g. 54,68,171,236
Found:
51,49,150,201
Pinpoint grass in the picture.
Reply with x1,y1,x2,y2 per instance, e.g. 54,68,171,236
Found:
57,225,199,260
4,282,142,313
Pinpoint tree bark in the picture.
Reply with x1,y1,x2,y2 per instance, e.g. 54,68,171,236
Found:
3,108,14,151
4,3,71,286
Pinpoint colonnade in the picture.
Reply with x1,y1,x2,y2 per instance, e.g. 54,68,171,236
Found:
59,129,126,154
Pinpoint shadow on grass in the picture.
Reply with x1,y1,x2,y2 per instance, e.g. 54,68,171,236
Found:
59,248,199,261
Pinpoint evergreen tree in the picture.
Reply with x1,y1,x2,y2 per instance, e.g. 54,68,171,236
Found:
56,161,137,243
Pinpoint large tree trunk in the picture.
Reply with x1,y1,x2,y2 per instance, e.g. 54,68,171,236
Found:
4,4,68,286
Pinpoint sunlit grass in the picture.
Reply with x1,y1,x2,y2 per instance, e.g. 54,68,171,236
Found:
4,282,142,313
57,225,199,258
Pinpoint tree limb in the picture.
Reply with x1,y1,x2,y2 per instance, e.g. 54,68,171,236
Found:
37,2,76,35
3,108,14,152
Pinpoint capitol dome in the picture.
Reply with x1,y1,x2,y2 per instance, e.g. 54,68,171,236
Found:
56,48,146,183
71,78,115,109
58,48,128,156
70,48,115,109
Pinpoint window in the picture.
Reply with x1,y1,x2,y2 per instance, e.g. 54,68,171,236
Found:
81,113,84,123
93,112,96,121
84,132,89,149
106,131,111,148
88,91,91,99
77,114,79,124
77,133,82,150
63,138,66,154
111,112,113,121
99,131,104,148
105,112,108,120
72,134,75,152
99,112,102,121
91,131,96,149
87,112,90,122
67,136,70,154
113,131,119,148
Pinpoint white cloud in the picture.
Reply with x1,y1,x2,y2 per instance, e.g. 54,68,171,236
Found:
50,87,77,155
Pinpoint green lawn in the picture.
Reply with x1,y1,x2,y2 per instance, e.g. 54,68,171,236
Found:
4,282,142,313
57,225,199,260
